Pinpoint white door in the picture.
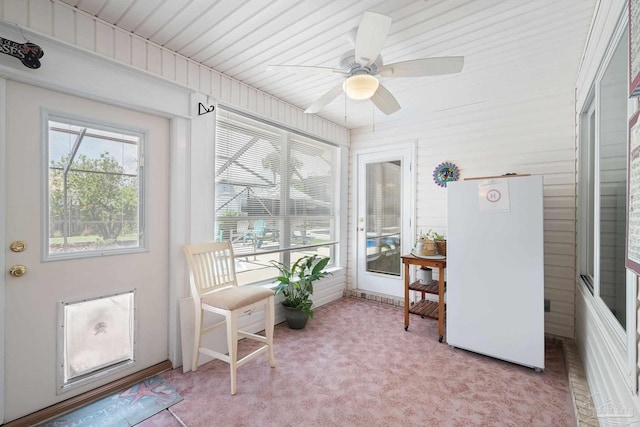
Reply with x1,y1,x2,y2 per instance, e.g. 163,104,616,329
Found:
3,81,170,422
355,144,414,297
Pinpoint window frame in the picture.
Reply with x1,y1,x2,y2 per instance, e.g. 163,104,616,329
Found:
214,105,340,285
577,14,636,391
42,110,148,261
579,97,596,294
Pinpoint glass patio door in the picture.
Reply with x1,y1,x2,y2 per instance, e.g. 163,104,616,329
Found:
356,144,414,297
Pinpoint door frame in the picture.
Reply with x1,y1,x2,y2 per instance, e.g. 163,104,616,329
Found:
0,76,6,422
0,23,195,422
352,141,416,295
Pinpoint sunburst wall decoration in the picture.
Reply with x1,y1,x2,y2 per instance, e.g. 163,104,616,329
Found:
433,162,459,187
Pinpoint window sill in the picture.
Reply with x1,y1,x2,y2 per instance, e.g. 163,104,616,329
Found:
248,266,344,290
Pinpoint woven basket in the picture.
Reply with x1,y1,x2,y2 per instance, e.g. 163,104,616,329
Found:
435,240,447,256
414,238,436,256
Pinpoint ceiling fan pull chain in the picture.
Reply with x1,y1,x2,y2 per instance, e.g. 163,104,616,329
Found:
372,102,375,132
344,92,347,124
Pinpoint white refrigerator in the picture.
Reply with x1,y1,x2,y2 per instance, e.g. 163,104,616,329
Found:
446,175,544,370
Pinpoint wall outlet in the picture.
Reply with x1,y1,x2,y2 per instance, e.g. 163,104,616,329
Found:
544,299,550,312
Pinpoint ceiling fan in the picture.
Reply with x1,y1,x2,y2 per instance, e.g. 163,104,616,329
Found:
267,11,464,115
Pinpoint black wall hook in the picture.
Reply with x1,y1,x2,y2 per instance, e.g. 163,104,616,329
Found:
198,103,215,116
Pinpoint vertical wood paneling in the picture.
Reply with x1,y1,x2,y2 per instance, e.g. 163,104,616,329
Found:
160,49,175,80
2,0,27,25
230,80,240,106
220,75,231,102
210,72,221,99
28,0,52,34
114,30,131,65
262,94,271,117
199,66,211,95
186,61,199,90
75,12,94,51
95,21,114,58
239,84,248,109
130,36,146,69
52,2,75,44
247,87,257,112
255,91,265,115
175,56,187,86
146,43,162,75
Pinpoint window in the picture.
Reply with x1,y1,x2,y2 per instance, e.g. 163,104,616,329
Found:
580,102,596,294
47,116,144,258
579,28,628,329
215,107,339,284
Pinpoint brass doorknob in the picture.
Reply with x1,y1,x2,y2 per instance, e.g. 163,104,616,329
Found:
9,265,27,277
10,241,27,252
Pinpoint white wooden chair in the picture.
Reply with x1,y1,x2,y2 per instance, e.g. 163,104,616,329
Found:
183,241,276,395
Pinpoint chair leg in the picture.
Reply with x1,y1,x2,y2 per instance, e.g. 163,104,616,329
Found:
192,307,202,372
227,311,239,395
265,296,276,368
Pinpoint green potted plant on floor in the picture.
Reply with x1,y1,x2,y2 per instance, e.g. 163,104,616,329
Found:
271,254,332,329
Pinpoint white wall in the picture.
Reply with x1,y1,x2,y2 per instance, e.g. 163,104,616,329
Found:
350,84,579,337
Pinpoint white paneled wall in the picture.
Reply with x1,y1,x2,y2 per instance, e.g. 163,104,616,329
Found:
350,86,578,338
0,0,349,146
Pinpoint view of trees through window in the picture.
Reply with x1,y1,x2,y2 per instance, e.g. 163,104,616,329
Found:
48,119,143,256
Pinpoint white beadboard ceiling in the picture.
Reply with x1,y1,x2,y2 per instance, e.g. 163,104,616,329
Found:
59,0,597,130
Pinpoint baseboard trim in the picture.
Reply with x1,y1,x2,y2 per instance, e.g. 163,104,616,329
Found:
344,289,405,307
3,360,173,427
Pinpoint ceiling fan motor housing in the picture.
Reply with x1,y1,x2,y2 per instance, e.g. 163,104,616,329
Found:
339,50,382,76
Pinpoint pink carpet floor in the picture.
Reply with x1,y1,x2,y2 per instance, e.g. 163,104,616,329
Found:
139,297,575,427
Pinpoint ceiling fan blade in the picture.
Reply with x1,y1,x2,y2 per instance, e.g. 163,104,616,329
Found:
304,83,344,114
378,57,464,77
355,12,392,67
266,65,345,75
370,83,400,115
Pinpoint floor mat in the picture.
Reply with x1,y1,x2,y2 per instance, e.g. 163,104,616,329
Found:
40,375,183,426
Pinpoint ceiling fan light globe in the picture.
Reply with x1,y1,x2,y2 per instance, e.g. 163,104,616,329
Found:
343,74,379,100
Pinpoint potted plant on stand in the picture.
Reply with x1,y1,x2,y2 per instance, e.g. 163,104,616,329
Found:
428,229,447,256
271,255,331,329
413,230,436,256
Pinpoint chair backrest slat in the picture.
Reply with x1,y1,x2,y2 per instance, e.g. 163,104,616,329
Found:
183,241,238,299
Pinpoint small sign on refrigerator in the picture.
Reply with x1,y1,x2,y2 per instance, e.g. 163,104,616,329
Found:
478,180,510,212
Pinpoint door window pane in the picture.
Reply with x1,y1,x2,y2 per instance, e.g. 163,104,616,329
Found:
365,161,401,276
47,118,144,258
